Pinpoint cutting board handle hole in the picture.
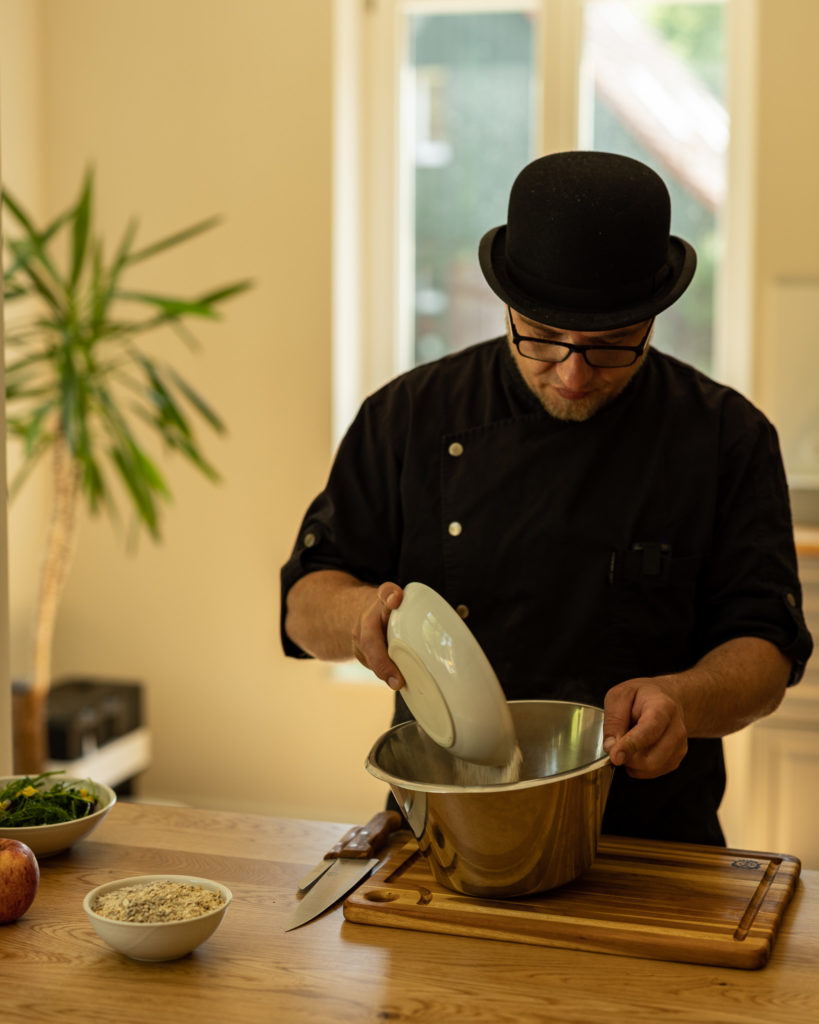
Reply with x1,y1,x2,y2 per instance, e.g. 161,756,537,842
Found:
363,888,400,903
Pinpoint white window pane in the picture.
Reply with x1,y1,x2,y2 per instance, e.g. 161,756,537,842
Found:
403,11,538,367
581,1,727,374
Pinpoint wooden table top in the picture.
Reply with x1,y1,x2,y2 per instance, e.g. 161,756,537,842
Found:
3,800,818,1024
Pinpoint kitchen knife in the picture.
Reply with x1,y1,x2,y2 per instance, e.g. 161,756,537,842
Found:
296,810,402,892
286,811,402,931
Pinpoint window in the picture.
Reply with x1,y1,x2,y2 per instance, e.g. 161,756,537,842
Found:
580,2,728,372
334,0,746,439
406,9,538,367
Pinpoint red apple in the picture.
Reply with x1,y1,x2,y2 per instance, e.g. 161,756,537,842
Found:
0,838,40,924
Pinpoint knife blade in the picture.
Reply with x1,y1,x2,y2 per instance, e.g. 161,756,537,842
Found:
296,810,402,892
286,811,402,931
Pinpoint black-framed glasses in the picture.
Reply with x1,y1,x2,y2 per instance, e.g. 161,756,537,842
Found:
508,306,654,368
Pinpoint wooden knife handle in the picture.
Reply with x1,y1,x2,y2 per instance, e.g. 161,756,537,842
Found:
326,811,402,860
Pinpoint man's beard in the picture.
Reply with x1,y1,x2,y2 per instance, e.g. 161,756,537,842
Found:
514,348,650,422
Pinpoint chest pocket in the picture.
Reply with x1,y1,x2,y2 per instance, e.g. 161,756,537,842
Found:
605,542,702,676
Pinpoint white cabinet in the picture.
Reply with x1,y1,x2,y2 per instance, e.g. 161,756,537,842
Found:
721,547,819,867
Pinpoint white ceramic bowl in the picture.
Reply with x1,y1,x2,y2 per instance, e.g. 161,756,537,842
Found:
387,581,517,766
0,775,117,857
83,874,232,962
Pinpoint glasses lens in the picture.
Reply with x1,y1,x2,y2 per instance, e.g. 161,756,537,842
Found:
518,340,568,363
585,348,638,368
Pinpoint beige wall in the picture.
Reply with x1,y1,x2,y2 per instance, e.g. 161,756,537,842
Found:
0,0,394,820
754,0,819,291
753,1,819,480
1,0,817,822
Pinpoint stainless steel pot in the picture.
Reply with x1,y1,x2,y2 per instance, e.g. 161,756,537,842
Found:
366,700,613,898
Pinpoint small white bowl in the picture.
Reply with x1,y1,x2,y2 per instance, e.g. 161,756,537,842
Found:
0,776,117,857
83,874,232,962
387,581,517,765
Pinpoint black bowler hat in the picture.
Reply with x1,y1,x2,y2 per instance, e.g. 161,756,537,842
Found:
478,151,697,330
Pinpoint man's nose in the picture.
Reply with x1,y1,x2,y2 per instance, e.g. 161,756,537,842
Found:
556,350,594,387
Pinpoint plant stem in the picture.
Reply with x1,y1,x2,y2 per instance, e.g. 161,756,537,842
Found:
15,435,81,773
33,435,82,692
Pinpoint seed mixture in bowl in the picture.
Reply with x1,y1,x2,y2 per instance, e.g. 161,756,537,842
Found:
91,880,226,922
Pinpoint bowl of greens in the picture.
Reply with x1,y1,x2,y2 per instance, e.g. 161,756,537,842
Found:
0,773,117,857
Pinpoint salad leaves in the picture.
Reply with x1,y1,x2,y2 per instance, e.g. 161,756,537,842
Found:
0,772,100,826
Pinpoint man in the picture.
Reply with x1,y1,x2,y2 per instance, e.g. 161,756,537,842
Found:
281,151,813,845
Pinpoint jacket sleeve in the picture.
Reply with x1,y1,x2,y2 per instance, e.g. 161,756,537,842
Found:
279,388,406,658
697,396,813,683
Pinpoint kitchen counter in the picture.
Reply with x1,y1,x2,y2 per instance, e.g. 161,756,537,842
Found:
3,801,818,1024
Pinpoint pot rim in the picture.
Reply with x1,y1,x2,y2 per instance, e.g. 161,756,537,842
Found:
365,698,613,794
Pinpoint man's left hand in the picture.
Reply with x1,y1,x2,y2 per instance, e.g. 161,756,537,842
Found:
602,677,688,778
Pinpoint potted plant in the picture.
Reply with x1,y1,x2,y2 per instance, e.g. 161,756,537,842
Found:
2,169,252,772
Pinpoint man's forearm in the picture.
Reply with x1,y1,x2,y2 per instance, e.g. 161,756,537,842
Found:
284,570,377,661
664,636,790,738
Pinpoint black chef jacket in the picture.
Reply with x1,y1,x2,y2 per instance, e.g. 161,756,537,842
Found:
281,338,813,845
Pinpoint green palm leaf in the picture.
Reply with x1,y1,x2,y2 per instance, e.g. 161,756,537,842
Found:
3,165,252,539
125,215,223,265
69,169,93,290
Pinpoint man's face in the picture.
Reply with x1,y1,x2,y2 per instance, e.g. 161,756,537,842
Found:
506,309,653,421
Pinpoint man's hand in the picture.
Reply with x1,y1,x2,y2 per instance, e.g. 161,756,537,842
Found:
601,638,791,778
284,570,407,690
602,677,689,779
351,582,406,690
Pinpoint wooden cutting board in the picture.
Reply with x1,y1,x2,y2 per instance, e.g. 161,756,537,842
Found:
343,835,801,969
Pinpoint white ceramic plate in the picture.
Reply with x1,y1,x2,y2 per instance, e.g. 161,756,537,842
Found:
387,582,517,765
0,776,117,857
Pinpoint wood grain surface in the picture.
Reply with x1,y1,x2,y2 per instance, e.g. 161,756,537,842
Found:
1,801,818,1024
344,836,801,969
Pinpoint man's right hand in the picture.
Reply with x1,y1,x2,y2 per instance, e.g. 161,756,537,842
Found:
352,582,405,690
284,570,406,690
